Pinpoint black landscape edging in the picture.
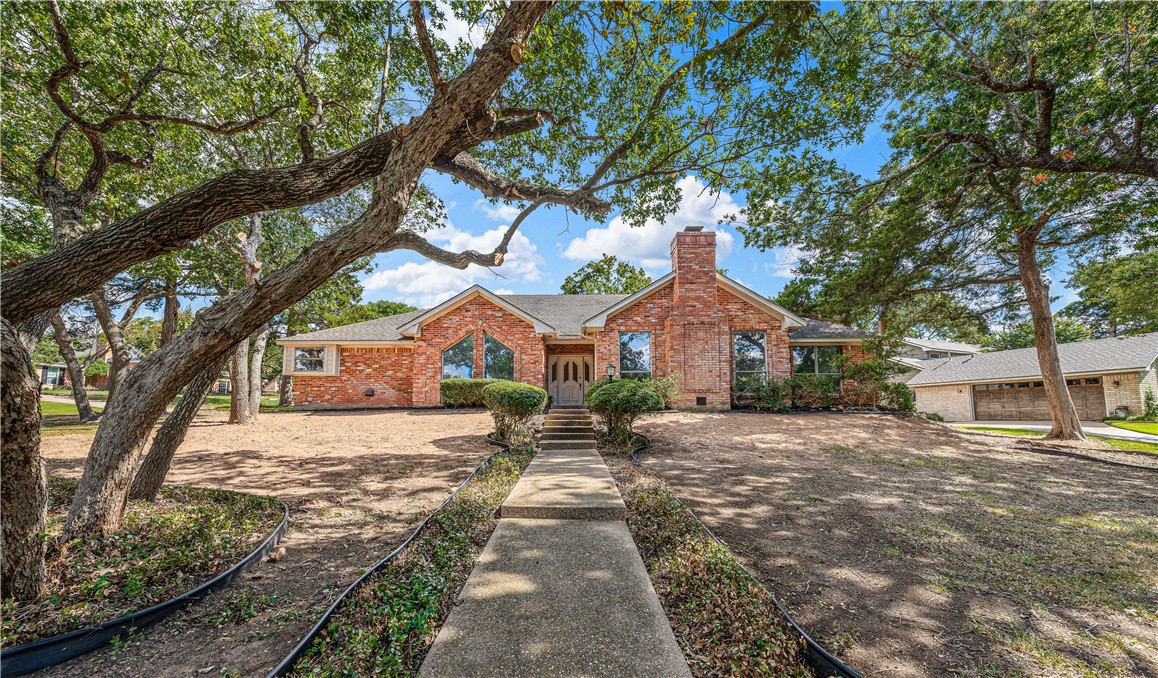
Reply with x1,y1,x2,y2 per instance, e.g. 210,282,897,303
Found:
627,437,864,678
1,497,290,677
266,436,513,678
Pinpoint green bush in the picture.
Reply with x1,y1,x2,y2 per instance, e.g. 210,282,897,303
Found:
787,374,838,409
482,381,546,444
440,378,499,407
922,411,945,423
883,381,915,412
586,378,664,443
652,373,681,409
732,375,789,412
84,361,109,377
1144,386,1158,420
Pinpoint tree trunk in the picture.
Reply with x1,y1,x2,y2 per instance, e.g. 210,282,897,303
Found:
1,318,47,601
249,324,271,416
229,338,252,425
278,328,295,407
92,290,132,403
1018,230,1085,440
161,282,179,347
58,3,551,541
129,353,230,502
50,313,99,422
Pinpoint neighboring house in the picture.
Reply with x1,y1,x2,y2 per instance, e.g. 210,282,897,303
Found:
278,227,874,410
893,338,981,383
908,332,1158,421
34,363,71,389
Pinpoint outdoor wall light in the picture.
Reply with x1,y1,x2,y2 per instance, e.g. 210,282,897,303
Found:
606,362,616,380
1113,380,1121,387
365,388,375,397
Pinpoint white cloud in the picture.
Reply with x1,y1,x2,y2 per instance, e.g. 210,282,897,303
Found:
362,223,544,307
563,176,737,271
474,200,522,224
430,1,486,49
763,246,803,278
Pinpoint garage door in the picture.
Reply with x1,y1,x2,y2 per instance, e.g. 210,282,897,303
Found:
973,377,1106,421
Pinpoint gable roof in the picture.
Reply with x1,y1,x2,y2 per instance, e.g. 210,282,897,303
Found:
502,293,628,338
581,272,676,330
903,337,980,354
396,285,557,336
907,332,1158,386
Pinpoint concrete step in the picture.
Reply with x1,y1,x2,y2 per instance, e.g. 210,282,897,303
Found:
545,418,592,426
542,425,592,433
550,407,590,413
419,518,691,678
501,448,625,520
540,434,597,443
538,440,597,451
546,413,591,421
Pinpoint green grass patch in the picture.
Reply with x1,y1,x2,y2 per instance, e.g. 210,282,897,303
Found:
1105,420,1158,436
39,400,103,416
959,426,1158,455
1,478,283,647
289,447,533,676
611,462,810,677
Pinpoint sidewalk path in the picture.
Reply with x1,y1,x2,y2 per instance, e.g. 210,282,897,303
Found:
955,420,1158,443
420,409,690,678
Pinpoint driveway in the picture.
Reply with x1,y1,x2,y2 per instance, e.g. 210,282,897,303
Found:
956,419,1158,442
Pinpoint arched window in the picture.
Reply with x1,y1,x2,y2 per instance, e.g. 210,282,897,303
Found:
442,334,474,379
484,333,515,380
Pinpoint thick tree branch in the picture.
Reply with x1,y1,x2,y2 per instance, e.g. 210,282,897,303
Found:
432,152,611,216
410,0,443,89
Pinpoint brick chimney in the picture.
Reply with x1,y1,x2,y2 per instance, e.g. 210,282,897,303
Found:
666,226,729,409
670,226,718,312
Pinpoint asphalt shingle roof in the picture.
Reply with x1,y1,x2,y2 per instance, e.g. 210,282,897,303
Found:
907,332,1158,386
788,319,875,340
283,294,868,342
904,337,980,354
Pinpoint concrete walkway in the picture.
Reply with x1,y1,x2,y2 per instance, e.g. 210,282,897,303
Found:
420,410,690,678
954,420,1158,443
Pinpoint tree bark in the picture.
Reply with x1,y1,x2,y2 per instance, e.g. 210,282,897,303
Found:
228,338,252,425
278,329,295,407
1018,229,1085,440
59,1,553,541
1,319,47,601
161,281,179,347
50,313,99,422
249,324,271,416
128,353,230,502
91,290,132,403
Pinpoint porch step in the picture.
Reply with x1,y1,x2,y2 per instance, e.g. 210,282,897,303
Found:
541,436,597,446
542,425,594,434
539,440,597,451
501,448,626,520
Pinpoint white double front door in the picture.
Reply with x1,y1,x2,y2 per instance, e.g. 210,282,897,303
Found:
548,355,592,407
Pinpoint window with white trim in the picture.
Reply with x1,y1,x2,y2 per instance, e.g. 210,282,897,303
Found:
294,347,325,373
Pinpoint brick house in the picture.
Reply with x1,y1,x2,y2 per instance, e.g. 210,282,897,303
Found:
278,227,874,410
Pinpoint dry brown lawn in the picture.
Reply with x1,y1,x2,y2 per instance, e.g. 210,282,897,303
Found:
634,412,1158,678
37,408,496,678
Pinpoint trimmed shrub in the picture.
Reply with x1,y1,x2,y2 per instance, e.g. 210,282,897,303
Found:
585,377,613,400
586,378,664,443
652,373,681,409
440,378,499,407
482,381,546,444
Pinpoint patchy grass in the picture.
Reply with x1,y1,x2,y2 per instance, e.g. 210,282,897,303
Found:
196,393,280,411
42,388,110,400
959,426,1158,455
1105,420,1158,436
40,420,102,437
289,447,533,677
1,477,284,647
607,458,810,678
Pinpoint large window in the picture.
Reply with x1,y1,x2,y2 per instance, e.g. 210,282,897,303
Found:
618,331,651,379
734,332,767,380
441,334,474,379
792,346,842,375
483,333,515,380
294,347,325,373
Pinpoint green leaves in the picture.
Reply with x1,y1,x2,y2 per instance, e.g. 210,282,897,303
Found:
560,254,652,295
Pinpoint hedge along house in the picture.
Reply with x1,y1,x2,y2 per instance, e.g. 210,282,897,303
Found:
278,227,874,410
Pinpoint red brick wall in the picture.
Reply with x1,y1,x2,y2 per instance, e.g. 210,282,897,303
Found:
595,284,675,386
410,296,545,406
840,343,873,405
546,344,595,356
295,347,413,408
718,288,793,379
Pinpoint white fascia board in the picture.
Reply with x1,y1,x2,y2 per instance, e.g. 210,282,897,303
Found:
396,285,556,337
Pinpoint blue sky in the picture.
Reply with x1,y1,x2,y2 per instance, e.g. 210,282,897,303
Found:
357,3,1079,319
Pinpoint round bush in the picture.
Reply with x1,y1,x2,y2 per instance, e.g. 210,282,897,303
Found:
586,378,664,443
482,381,547,443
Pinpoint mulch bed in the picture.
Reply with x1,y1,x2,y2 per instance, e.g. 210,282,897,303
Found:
2,477,284,648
